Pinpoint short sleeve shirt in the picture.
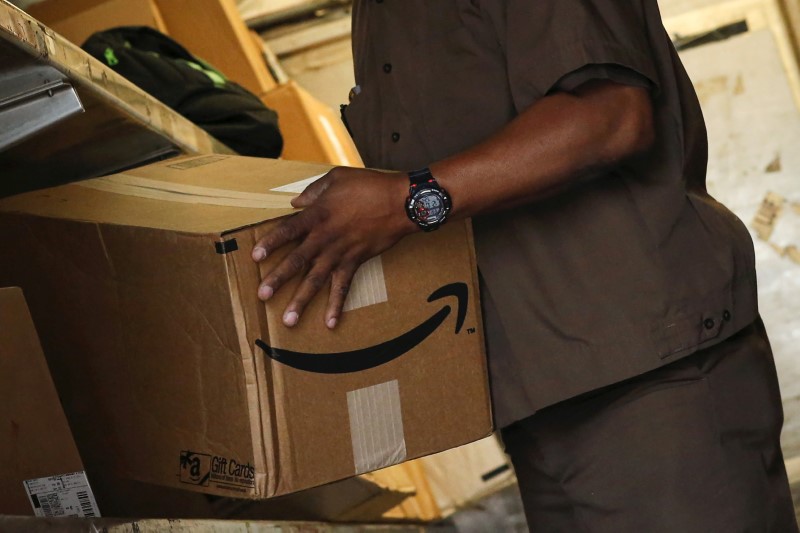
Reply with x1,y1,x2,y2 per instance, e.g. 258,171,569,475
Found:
346,0,758,427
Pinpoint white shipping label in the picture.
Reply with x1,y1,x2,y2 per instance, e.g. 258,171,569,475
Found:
23,471,100,518
270,173,326,194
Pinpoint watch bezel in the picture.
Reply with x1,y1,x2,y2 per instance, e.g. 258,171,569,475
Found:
406,186,452,231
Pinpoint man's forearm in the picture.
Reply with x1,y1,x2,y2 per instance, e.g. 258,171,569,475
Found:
251,80,656,327
429,80,655,220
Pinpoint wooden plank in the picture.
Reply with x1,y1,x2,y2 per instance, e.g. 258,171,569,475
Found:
261,80,363,166
0,517,429,532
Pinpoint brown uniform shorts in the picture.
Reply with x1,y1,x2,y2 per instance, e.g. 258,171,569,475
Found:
502,319,798,532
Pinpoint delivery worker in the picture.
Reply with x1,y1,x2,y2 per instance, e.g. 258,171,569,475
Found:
251,1,798,530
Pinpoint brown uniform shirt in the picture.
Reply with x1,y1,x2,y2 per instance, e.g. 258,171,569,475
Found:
344,0,758,427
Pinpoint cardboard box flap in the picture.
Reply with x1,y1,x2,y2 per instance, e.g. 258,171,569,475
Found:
0,2,232,196
0,155,332,233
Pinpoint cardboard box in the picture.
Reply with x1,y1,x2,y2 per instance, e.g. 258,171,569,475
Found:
157,0,277,96
375,437,514,522
378,460,442,522
0,287,410,520
0,287,90,516
0,154,491,500
261,81,363,167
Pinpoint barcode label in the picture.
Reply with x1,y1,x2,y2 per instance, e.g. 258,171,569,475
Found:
40,493,61,516
23,472,101,518
77,490,96,517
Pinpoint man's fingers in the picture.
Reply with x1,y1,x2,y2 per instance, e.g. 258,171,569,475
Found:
252,212,313,262
324,263,359,330
281,259,337,327
257,240,319,302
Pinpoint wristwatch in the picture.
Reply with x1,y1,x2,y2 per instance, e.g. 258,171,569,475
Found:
405,168,452,232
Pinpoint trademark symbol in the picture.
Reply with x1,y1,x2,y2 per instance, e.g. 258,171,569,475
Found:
467,328,476,334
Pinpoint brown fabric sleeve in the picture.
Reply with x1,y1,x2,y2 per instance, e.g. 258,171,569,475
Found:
553,63,654,93
491,0,660,112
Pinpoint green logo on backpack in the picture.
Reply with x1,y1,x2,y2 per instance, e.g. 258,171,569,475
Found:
103,47,119,66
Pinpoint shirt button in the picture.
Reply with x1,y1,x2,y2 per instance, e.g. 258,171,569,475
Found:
704,318,715,330
723,310,732,322
391,132,400,142
383,63,392,73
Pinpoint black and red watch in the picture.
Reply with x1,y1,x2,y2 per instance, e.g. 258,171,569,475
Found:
405,168,452,232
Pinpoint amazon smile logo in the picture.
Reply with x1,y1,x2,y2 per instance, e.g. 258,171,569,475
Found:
255,282,470,374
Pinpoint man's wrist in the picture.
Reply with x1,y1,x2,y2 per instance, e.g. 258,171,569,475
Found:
391,172,421,235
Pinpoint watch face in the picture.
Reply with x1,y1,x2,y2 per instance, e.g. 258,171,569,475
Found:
410,188,449,226
416,192,444,221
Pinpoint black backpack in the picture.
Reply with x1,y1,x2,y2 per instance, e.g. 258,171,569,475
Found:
82,26,283,158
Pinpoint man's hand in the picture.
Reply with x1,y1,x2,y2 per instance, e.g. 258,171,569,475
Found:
252,167,416,329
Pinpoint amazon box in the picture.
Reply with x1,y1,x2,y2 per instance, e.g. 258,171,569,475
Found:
0,154,491,500
260,81,363,167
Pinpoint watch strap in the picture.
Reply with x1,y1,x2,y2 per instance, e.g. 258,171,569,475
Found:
408,167,436,189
